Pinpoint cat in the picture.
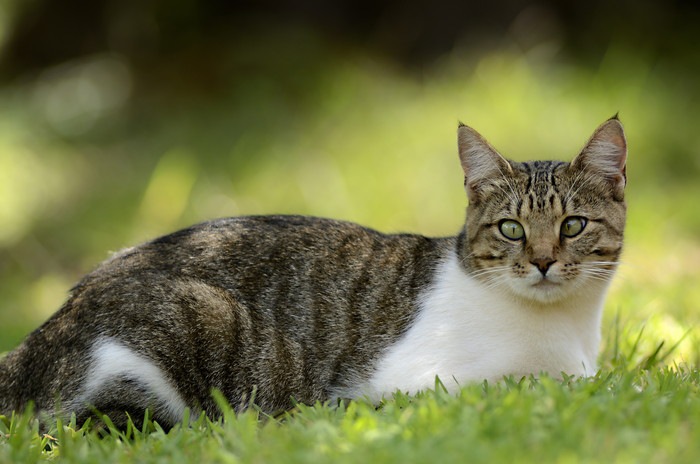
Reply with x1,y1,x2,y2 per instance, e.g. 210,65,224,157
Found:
0,117,627,429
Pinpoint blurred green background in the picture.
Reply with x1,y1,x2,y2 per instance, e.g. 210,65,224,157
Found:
0,0,698,363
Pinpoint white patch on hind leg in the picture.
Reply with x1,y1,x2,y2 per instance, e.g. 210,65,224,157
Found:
80,338,188,424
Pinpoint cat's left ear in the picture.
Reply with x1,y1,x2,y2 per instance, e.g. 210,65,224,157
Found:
571,116,627,199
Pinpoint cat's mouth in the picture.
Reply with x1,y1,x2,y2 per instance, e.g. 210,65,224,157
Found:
532,277,560,289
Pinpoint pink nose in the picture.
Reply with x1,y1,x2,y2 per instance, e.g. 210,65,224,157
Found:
530,257,556,275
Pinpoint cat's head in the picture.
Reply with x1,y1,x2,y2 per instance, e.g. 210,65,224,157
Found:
457,117,627,304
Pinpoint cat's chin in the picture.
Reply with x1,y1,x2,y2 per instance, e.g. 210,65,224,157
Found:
507,277,575,305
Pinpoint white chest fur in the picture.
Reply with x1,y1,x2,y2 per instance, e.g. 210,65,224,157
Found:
357,252,607,402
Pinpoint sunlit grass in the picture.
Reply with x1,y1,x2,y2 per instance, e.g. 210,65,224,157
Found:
3,365,700,463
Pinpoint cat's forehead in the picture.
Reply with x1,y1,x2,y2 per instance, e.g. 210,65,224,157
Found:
471,156,616,218
513,160,568,182
508,160,571,192
503,160,572,216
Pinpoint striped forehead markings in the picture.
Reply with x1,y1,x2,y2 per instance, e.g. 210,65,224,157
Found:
507,161,567,214
526,161,566,210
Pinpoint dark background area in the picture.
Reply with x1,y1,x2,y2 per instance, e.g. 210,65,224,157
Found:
4,0,700,96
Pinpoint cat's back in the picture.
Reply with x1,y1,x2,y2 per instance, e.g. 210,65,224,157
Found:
97,215,443,294
5,215,448,417
70,215,449,336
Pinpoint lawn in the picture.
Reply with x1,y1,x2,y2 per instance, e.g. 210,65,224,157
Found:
1,29,700,463
3,365,700,463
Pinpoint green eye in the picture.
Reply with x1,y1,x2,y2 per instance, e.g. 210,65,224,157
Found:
561,216,587,238
499,220,525,240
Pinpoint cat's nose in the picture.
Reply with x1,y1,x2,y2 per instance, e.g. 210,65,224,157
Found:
530,257,556,275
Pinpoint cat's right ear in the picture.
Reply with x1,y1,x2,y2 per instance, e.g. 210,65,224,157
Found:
571,116,627,201
458,123,513,203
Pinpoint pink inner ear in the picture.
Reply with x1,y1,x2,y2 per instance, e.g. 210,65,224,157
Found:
603,130,627,170
610,133,626,154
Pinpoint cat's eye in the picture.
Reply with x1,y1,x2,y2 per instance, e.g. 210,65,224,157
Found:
499,220,525,241
561,216,587,238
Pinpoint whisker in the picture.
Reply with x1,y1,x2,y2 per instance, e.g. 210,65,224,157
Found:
578,265,618,273
584,268,617,274
562,170,581,207
577,264,618,272
479,275,510,292
579,260,620,265
579,269,616,277
480,160,521,207
577,269,617,283
492,182,519,206
563,170,599,207
470,265,513,273
469,267,513,278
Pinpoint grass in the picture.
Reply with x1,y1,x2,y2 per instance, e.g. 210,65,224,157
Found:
2,360,699,463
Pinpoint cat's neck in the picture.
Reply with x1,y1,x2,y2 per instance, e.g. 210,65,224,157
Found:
356,248,609,402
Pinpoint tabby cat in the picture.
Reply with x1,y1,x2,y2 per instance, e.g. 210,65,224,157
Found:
0,117,627,428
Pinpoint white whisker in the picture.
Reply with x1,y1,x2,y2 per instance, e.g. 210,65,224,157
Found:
479,275,510,292
493,181,519,206
469,267,512,279
562,170,584,206
563,170,595,207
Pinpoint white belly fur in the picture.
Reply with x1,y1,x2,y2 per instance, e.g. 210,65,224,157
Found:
358,251,606,402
